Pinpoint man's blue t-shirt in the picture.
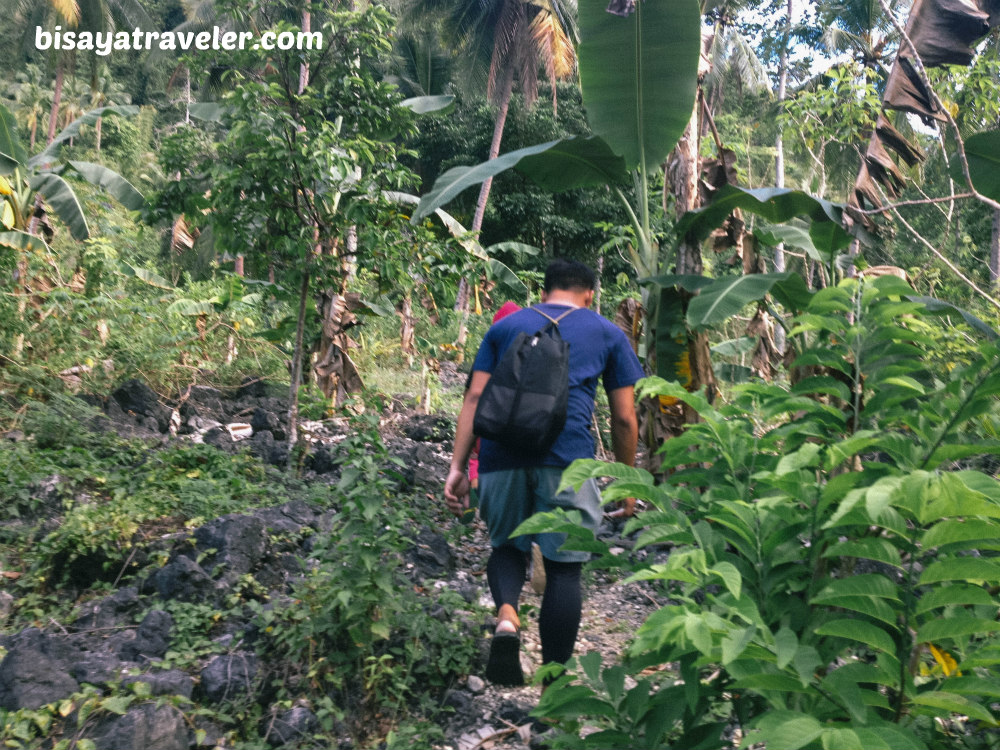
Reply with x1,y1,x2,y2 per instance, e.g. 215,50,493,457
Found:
472,303,645,473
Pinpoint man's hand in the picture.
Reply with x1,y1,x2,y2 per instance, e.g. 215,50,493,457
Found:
605,497,636,519
444,467,471,518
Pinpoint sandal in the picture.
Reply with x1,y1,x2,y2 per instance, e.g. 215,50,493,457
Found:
485,620,524,686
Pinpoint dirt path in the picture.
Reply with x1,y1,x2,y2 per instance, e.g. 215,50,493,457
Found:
440,520,662,749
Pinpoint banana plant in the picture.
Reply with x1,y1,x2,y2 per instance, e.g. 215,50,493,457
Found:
0,103,144,254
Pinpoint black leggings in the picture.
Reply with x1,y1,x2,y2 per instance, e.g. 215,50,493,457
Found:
486,544,583,665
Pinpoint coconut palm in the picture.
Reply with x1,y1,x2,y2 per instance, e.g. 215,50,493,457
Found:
11,0,153,146
410,0,578,235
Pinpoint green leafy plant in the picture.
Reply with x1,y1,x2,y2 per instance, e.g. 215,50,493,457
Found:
252,402,479,744
521,274,1000,749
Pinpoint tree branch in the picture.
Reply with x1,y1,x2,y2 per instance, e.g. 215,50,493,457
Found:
854,192,975,215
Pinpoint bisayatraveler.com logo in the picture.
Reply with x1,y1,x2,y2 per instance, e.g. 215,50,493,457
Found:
35,26,324,56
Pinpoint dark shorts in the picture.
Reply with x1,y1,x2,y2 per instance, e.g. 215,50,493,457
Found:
478,466,603,563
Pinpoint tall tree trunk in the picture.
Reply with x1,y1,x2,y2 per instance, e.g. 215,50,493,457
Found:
287,8,315,468
990,208,1000,288
772,0,793,353
95,116,102,155
46,57,65,146
287,267,311,470
454,65,517,351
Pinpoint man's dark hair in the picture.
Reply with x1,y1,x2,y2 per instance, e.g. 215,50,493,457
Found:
543,258,596,293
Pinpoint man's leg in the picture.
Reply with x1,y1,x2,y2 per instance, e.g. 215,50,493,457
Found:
533,469,602,669
486,544,528,629
538,557,583,665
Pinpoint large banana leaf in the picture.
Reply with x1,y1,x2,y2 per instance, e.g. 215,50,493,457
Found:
951,131,1000,202
401,95,455,114
411,137,628,221
577,0,701,171
386,190,527,295
0,229,50,254
67,161,145,211
28,106,139,169
28,173,89,240
677,186,853,256
687,272,796,329
0,105,27,173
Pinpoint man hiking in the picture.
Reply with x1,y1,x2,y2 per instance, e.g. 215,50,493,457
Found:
444,258,643,686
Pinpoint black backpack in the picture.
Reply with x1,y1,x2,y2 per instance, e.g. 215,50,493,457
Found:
473,306,577,454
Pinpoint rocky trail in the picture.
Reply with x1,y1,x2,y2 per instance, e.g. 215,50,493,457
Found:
0,374,662,749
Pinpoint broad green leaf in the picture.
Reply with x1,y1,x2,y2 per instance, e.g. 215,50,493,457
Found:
558,459,653,494
0,104,27,169
710,562,742,599
685,612,714,655
400,95,454,114
917,616,1000,643
711,336,756,357
736,673,812,693
815,618,896,654
721,625,755,665
793,645,822,686
822,728,862,750
485,258,526,294
577,0,700,171
0,230,50,254
813,574,901,601
754,712,823,750
915,583,994,614
908,295,999,341
29,172,88,239
642,273,716,293
188,102,227,122
167,299,215,316
412,137,627,221
774,627,798,670
911,691,998,725
809,595,899,627
823,538,902,568
687,272,794,329
941,676,1000,700
775,443,822,476
951,130,1000,202
856,724,927,750
66,161,145,211
120,263,174,290
924,519,1000,549
919,557,1000,585
769,271,815,312
677,185,851,254
29,106,139,168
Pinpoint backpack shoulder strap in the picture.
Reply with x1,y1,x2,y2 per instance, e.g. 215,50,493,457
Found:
530,305,579,327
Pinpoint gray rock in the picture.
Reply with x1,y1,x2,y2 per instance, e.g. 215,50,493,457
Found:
118,609,172,661
194,515,267,579
251,408,286,441
466,675,486,694
110,379,171,433
0,647,78,710
406,527,454,578
151,556,216,601
265,706,319,746
73,587,140,631
123,670,194,699
89,703,187,750
200,652,258,703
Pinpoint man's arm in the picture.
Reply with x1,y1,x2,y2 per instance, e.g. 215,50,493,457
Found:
444,370,491,516
606,385,639,517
